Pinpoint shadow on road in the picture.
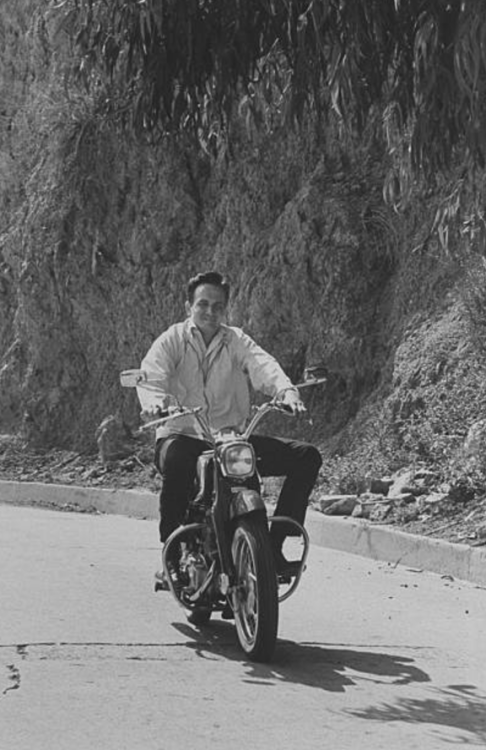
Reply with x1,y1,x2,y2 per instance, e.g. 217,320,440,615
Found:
347,684,486,746
172,619,430,694
173,621,486,742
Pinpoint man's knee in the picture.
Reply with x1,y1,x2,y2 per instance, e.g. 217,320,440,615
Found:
156,437,190,477
301,443,322,474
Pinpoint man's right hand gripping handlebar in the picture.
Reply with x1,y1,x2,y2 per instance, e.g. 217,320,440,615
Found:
141,395,179,424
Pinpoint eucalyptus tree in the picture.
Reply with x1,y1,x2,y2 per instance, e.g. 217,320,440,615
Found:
58,0,486,245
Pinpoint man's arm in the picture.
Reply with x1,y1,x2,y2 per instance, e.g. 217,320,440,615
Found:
137,329,179,416
234,330,305,413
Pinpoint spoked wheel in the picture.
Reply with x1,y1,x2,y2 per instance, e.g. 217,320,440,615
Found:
231,516,278,662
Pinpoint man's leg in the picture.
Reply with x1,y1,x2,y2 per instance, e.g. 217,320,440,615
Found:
155,434,209,543
250,435,322,567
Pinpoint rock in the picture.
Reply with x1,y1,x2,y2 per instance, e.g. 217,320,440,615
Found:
388,468,416,498
414,469,437,484
369,503,392,522
322,496,359,516
388,467,435,499
401,504,420,522
392,492,416,505
423,492,448,505
95,414,133,466
366,477,393,495
358,492,387,504
315,494,358,513
352,502,369,518
84,467,103,479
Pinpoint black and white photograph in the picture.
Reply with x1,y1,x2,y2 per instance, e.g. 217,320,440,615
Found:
1,2,485,748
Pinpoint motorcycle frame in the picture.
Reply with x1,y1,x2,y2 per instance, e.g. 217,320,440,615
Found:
162,438,310,608
121,370,325,608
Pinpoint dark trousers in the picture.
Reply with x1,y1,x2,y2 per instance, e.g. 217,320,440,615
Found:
154,433,322,544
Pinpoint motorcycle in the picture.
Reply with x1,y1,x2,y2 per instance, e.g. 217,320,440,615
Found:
120,367,326,662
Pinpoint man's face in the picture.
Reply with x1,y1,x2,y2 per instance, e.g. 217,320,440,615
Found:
186,284,228,342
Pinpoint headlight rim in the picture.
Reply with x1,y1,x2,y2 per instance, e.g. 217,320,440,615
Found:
218,441,256,478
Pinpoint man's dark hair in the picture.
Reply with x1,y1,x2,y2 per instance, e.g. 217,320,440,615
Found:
187,271,230,303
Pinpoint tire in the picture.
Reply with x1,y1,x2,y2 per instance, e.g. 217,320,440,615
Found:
231,516,278,662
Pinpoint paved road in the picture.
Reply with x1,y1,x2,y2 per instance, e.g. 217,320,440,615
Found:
1,504,485,750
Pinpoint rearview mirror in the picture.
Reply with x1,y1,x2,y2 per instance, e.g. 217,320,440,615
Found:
120,369,147,388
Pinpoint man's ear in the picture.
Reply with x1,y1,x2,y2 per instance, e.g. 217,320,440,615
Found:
185,301,192,317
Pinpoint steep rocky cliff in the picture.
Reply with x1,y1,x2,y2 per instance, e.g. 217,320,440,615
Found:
1,2,486,500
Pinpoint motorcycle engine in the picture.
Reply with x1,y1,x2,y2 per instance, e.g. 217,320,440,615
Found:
184,552,208,593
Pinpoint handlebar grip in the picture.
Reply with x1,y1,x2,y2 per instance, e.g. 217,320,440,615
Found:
142,408,169,421
275,402,294,414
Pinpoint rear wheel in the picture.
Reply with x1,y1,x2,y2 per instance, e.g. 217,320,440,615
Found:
231,516,278,662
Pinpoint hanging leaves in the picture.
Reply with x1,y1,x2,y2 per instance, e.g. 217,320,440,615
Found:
58,0,486,186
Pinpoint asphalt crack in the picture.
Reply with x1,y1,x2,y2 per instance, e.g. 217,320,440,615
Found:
2,663,20,695
0,642,222,664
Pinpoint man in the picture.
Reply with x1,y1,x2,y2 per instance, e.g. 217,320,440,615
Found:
137,271,322,585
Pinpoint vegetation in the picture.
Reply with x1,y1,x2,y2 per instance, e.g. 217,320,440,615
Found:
64,4,485,167
1,2,486,543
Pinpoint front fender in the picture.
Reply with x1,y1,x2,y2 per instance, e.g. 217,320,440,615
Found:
229,488,265,520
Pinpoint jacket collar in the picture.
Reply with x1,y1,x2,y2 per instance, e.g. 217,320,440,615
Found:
184,318,230,356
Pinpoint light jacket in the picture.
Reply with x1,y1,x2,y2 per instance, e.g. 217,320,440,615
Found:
137,318,296,439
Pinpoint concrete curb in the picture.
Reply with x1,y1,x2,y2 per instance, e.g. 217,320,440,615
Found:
1,479,485,587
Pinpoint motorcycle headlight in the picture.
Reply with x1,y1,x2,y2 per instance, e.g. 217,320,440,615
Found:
219,442,256,478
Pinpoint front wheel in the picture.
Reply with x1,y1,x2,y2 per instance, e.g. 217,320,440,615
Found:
231,516,278,662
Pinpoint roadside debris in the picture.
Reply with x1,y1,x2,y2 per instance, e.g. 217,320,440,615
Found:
313,463,486,546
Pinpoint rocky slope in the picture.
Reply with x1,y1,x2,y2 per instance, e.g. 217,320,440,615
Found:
1,3,486,544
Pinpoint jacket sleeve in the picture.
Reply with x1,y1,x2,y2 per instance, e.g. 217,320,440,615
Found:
233,329,296,397
136,328,179,411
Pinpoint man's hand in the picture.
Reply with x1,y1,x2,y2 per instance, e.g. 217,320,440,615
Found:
280,388,306,416
141,396,173,422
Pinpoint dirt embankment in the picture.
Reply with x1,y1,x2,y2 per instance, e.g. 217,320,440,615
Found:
2,3,486,550
1,429,485,549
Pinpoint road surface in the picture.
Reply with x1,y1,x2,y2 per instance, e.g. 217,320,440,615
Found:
1,503,485,749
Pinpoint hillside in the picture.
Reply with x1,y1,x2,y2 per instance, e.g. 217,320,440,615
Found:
1,2,486,546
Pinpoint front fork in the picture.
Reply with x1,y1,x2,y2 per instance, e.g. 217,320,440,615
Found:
162,476,310,607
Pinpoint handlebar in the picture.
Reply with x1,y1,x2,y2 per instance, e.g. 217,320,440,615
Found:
139,406,203,432
120,369,326,439
138,400,292,438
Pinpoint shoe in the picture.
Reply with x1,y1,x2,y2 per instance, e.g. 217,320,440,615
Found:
186,607,212,625
154,555,181,593
221,602,234,620
154,568,171,592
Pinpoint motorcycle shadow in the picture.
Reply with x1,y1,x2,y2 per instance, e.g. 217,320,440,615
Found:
171,619,430,693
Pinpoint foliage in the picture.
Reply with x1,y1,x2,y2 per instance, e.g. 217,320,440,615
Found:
56,1,486,181
2,0,486,472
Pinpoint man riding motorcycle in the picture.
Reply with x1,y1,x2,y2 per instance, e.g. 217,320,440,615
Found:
136,271,322,587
